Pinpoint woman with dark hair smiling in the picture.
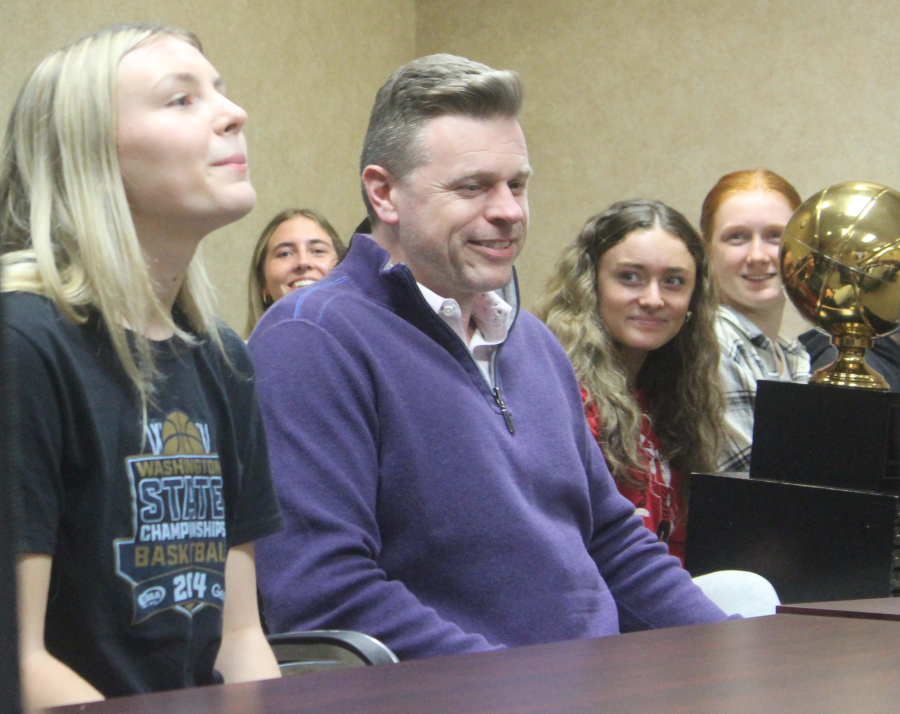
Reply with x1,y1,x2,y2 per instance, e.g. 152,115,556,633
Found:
537,200,779,615
536,199,723,563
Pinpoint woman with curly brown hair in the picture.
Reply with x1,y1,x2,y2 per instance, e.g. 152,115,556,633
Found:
535,199,724,564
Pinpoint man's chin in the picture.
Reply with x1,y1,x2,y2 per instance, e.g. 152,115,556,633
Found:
470,270,515,294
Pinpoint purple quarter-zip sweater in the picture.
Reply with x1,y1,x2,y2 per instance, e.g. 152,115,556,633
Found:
250,234,727,660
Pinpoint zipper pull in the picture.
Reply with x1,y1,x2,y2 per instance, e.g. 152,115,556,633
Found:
492,387,515,435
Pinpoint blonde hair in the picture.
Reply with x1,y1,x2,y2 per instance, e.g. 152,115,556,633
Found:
0,23,226,417
535,200,723,485
245,208,346,337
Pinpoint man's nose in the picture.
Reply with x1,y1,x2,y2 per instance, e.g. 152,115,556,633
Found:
486,184,526,225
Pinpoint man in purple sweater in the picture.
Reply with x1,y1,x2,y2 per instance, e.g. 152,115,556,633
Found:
249,54,728,660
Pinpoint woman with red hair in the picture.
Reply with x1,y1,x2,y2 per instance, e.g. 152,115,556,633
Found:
700,169,811,471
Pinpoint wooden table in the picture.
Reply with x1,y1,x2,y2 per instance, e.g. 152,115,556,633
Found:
778,597,900,621
48,615,900,714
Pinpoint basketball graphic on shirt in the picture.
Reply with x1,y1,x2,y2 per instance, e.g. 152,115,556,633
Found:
120,409,225,623
161,411,206,455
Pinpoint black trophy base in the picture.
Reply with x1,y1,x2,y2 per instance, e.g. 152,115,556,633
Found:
749,380,900,492
684,473,899,603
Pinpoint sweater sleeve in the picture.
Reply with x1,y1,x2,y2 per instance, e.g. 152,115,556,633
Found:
249,318,499,659
580,420,730,631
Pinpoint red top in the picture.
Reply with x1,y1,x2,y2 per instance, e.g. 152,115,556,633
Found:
582,390,686,565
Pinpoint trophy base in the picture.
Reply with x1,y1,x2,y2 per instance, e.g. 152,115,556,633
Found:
811,364,889,390
811,326,890,390
750,380,900,492
685,473,900,602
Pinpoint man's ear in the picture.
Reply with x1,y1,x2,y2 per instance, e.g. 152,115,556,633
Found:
362,165,401,225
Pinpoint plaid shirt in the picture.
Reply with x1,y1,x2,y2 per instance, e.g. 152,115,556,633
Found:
715,305,810,471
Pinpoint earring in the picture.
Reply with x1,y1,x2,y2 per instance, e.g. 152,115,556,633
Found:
684,310,693,323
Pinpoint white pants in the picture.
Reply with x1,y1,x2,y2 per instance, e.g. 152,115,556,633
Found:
692,570,780,617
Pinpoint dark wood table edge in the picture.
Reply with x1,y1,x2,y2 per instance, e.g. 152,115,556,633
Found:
777,601,900,621
44,614,900,713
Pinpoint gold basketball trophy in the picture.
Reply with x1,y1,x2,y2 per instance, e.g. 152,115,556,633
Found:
750,182,900,492
781,182,900,390
686,183,900,601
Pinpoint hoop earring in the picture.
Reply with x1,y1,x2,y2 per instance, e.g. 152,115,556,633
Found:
684,310,693,323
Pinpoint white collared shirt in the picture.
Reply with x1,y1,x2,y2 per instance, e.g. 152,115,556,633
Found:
417,283,514,387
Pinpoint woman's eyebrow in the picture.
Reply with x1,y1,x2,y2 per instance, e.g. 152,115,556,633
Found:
153,72,225,90
271,241,297,251
614,260,688,272
153,72,199,89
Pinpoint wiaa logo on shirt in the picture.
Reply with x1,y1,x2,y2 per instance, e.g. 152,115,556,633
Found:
138,586,166,609
115,410,228,623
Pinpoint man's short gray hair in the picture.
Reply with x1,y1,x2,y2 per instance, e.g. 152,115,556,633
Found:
360,54,523,223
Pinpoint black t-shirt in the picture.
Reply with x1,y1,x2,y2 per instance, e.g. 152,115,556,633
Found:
5,292,283,697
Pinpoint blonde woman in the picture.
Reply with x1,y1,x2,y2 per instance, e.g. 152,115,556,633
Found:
2,24,282,707
245,208,346,337
536,200,723,564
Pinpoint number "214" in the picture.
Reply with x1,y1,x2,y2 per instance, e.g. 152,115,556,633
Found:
173,572,208,602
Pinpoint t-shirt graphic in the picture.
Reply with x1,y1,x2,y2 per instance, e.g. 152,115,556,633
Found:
637,431,676,544
115,410,227,623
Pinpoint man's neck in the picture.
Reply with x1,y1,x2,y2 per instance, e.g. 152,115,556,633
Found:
371,225,477,328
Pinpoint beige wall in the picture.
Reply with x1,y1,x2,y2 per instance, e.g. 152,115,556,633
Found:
4,1,900,336
416,0,900,337
0,0,414,332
